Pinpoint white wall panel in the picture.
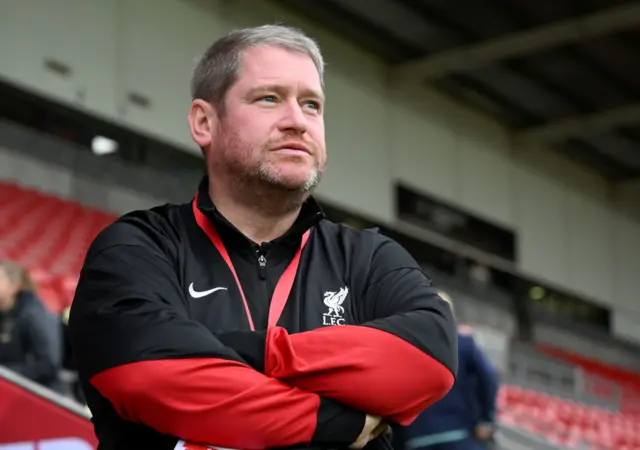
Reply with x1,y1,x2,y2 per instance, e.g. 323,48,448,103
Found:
0,0,118,118
319,72,393,221
565,192,614,304
389,88,514,230
0,4,12,81
613,215,640,313
515,167,569,286
116,0,222,152
455,117,513,227
390,88,458,203
515,143,608,203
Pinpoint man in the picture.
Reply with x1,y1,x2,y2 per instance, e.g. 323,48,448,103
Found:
68,25,457,450
401,322,498,450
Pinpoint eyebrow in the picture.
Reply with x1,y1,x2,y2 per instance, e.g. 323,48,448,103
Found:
248,84,325,103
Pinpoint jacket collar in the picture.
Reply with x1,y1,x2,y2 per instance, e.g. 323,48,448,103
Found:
194,176,324,247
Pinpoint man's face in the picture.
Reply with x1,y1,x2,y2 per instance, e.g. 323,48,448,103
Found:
203,45,326,192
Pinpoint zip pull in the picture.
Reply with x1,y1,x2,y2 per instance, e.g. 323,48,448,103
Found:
256,250,267,279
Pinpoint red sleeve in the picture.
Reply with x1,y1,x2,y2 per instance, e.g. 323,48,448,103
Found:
264,239,458,426
91,358,324,449
265,325,454,425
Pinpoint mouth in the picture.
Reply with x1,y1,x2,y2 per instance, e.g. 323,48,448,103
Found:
273,142,311,155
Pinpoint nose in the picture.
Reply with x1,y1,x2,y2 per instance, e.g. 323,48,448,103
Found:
277,100,307,134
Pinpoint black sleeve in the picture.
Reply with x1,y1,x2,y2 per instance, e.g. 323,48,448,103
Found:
361,236,458,374
69,216,363,449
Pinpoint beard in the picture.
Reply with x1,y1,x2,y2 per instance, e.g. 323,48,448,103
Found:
212,125,324,214
216,127,323,193
256,158,321,193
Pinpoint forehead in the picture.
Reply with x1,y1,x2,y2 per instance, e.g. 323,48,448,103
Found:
235,45,322,92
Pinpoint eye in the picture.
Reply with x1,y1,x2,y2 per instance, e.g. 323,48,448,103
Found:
259,95,277,103
302,100,322,112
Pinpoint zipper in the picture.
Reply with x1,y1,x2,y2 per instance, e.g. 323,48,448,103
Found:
256,245,268,280
255,243,274,328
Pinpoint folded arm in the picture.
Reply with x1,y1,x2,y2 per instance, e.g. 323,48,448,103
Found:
69,220,364,449
221,236,458,425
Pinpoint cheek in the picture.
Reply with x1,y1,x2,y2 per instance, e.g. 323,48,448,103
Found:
308,121,326,148
231,120,269,151
312,133,327,165
221,122,259,157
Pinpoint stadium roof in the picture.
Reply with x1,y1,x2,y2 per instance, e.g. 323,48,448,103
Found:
274,0,640,181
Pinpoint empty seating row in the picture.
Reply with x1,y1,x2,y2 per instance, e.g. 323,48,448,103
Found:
498,385,640,449
0,181,115,312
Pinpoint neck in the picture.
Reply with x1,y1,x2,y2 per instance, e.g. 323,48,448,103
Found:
208,178,306,244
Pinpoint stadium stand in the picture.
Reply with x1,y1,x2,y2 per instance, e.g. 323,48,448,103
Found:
536,345,640,417
0,181,114,313
498,385,640,449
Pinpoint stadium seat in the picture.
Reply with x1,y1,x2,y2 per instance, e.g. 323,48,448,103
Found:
0,182,115,313
537,344,640,416
498,385,640,449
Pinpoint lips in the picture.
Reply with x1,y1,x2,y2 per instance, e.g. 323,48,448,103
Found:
273,142,311,154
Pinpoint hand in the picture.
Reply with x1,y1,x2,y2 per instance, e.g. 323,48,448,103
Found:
349,415,389,449
474,423,493,441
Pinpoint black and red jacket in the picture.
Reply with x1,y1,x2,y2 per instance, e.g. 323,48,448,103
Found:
68,177,458,450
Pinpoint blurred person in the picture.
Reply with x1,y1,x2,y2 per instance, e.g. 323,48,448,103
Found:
0,260,62,389
400,299,498,450
69,24,457,450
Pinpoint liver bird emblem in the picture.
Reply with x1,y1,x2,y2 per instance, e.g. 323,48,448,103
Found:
323,287,349,317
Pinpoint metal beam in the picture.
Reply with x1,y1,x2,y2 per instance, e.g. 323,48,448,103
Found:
394,2,640,81
513,104,640,143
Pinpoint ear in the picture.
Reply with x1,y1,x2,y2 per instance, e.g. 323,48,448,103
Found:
188,99,218,150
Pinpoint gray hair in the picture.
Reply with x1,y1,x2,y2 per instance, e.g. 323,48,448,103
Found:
191,24,325,114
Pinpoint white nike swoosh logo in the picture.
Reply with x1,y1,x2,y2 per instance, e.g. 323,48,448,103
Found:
188,283,228,299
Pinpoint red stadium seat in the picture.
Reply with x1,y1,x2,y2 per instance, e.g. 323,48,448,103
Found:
0,182,115,313
498,385,640,449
